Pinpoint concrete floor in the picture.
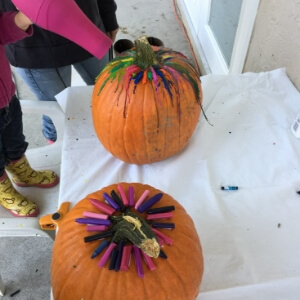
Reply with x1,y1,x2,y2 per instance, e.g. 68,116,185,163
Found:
0,0,195,299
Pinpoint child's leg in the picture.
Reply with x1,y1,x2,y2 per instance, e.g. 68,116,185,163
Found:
2,96,59,188
16,66,72,142
0,172,39,217
0,97,38,217
0,96,28,162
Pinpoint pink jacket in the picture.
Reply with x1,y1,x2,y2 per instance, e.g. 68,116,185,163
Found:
11,0,112,59
0,10,33,108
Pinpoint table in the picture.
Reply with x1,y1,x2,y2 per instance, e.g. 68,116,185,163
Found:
56,68,300,300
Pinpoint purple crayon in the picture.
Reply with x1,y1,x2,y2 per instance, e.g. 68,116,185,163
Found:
137,193,163,213
75,218,111,226
103,192,120,210
133,245,144,278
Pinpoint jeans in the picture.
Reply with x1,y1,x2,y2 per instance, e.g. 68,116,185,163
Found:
0,96,28,176
16,54,109,141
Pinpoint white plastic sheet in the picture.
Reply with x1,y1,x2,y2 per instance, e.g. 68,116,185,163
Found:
56,68,300,300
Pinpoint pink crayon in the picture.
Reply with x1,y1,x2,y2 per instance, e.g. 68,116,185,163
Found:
135,190,149,210
146,212,174,220
90,198,115,215
98,242,117,268
152,228,173,245
120,245,132,271
86,225,108,232
141,251,156,271
83,211,109,220
117,184,129,206
156,236,164,247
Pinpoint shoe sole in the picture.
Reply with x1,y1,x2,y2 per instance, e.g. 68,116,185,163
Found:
13,176,60,188
8,207,40,218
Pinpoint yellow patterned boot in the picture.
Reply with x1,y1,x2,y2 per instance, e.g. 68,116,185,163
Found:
5,155,59,188
0,172,39,217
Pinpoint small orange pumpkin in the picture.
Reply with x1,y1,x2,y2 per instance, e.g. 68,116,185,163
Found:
92,36,202,164
51,182,204,300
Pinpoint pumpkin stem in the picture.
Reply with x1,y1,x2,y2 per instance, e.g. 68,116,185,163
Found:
134,35,159,70
110,211,160,258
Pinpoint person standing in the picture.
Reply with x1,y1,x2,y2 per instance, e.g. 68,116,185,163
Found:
0,9,59,217
0,0,119,143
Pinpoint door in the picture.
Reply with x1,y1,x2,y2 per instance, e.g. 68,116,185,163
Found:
183,0,260,74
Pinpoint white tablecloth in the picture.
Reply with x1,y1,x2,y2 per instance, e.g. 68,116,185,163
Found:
56,68,300,300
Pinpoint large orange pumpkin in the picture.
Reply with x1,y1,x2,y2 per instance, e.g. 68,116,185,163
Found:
51,182,204,300
92,36,202,164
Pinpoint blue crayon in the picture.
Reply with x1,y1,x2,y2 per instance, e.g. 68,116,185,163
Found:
147,205,175,214
114,242,124,272
84,230,113,243
109,248,118,270
152,222,175,229
159,249,167,259
111,190,125,212
91,240,109,259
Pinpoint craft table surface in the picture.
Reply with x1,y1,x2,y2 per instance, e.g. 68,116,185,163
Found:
55,68,300,300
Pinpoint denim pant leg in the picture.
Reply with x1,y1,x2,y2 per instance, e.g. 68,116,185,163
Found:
16,66,72,141
73,54,109,85
0,96,28,176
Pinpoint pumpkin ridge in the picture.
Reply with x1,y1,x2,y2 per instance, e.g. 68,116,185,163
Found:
170,244,202,299
55,246,87,299
142,84,150,164
122,111,131,163
123,84,144,164
91,257,108,299
108,88,116,157
159,250,188,299
148,80,162,162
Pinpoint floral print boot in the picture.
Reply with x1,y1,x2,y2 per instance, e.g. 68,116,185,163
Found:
0,173,39,217
5,155,59,188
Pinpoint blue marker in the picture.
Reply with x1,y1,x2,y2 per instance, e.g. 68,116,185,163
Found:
221,186,238,190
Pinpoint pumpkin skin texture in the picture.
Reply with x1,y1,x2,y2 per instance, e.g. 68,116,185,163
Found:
92,36,202,165
51,183,204,300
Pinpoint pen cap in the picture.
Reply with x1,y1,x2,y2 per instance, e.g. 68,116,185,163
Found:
11,0,112,59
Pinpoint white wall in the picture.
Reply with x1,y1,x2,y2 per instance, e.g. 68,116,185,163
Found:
179,0,300,91
243,0,300,91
